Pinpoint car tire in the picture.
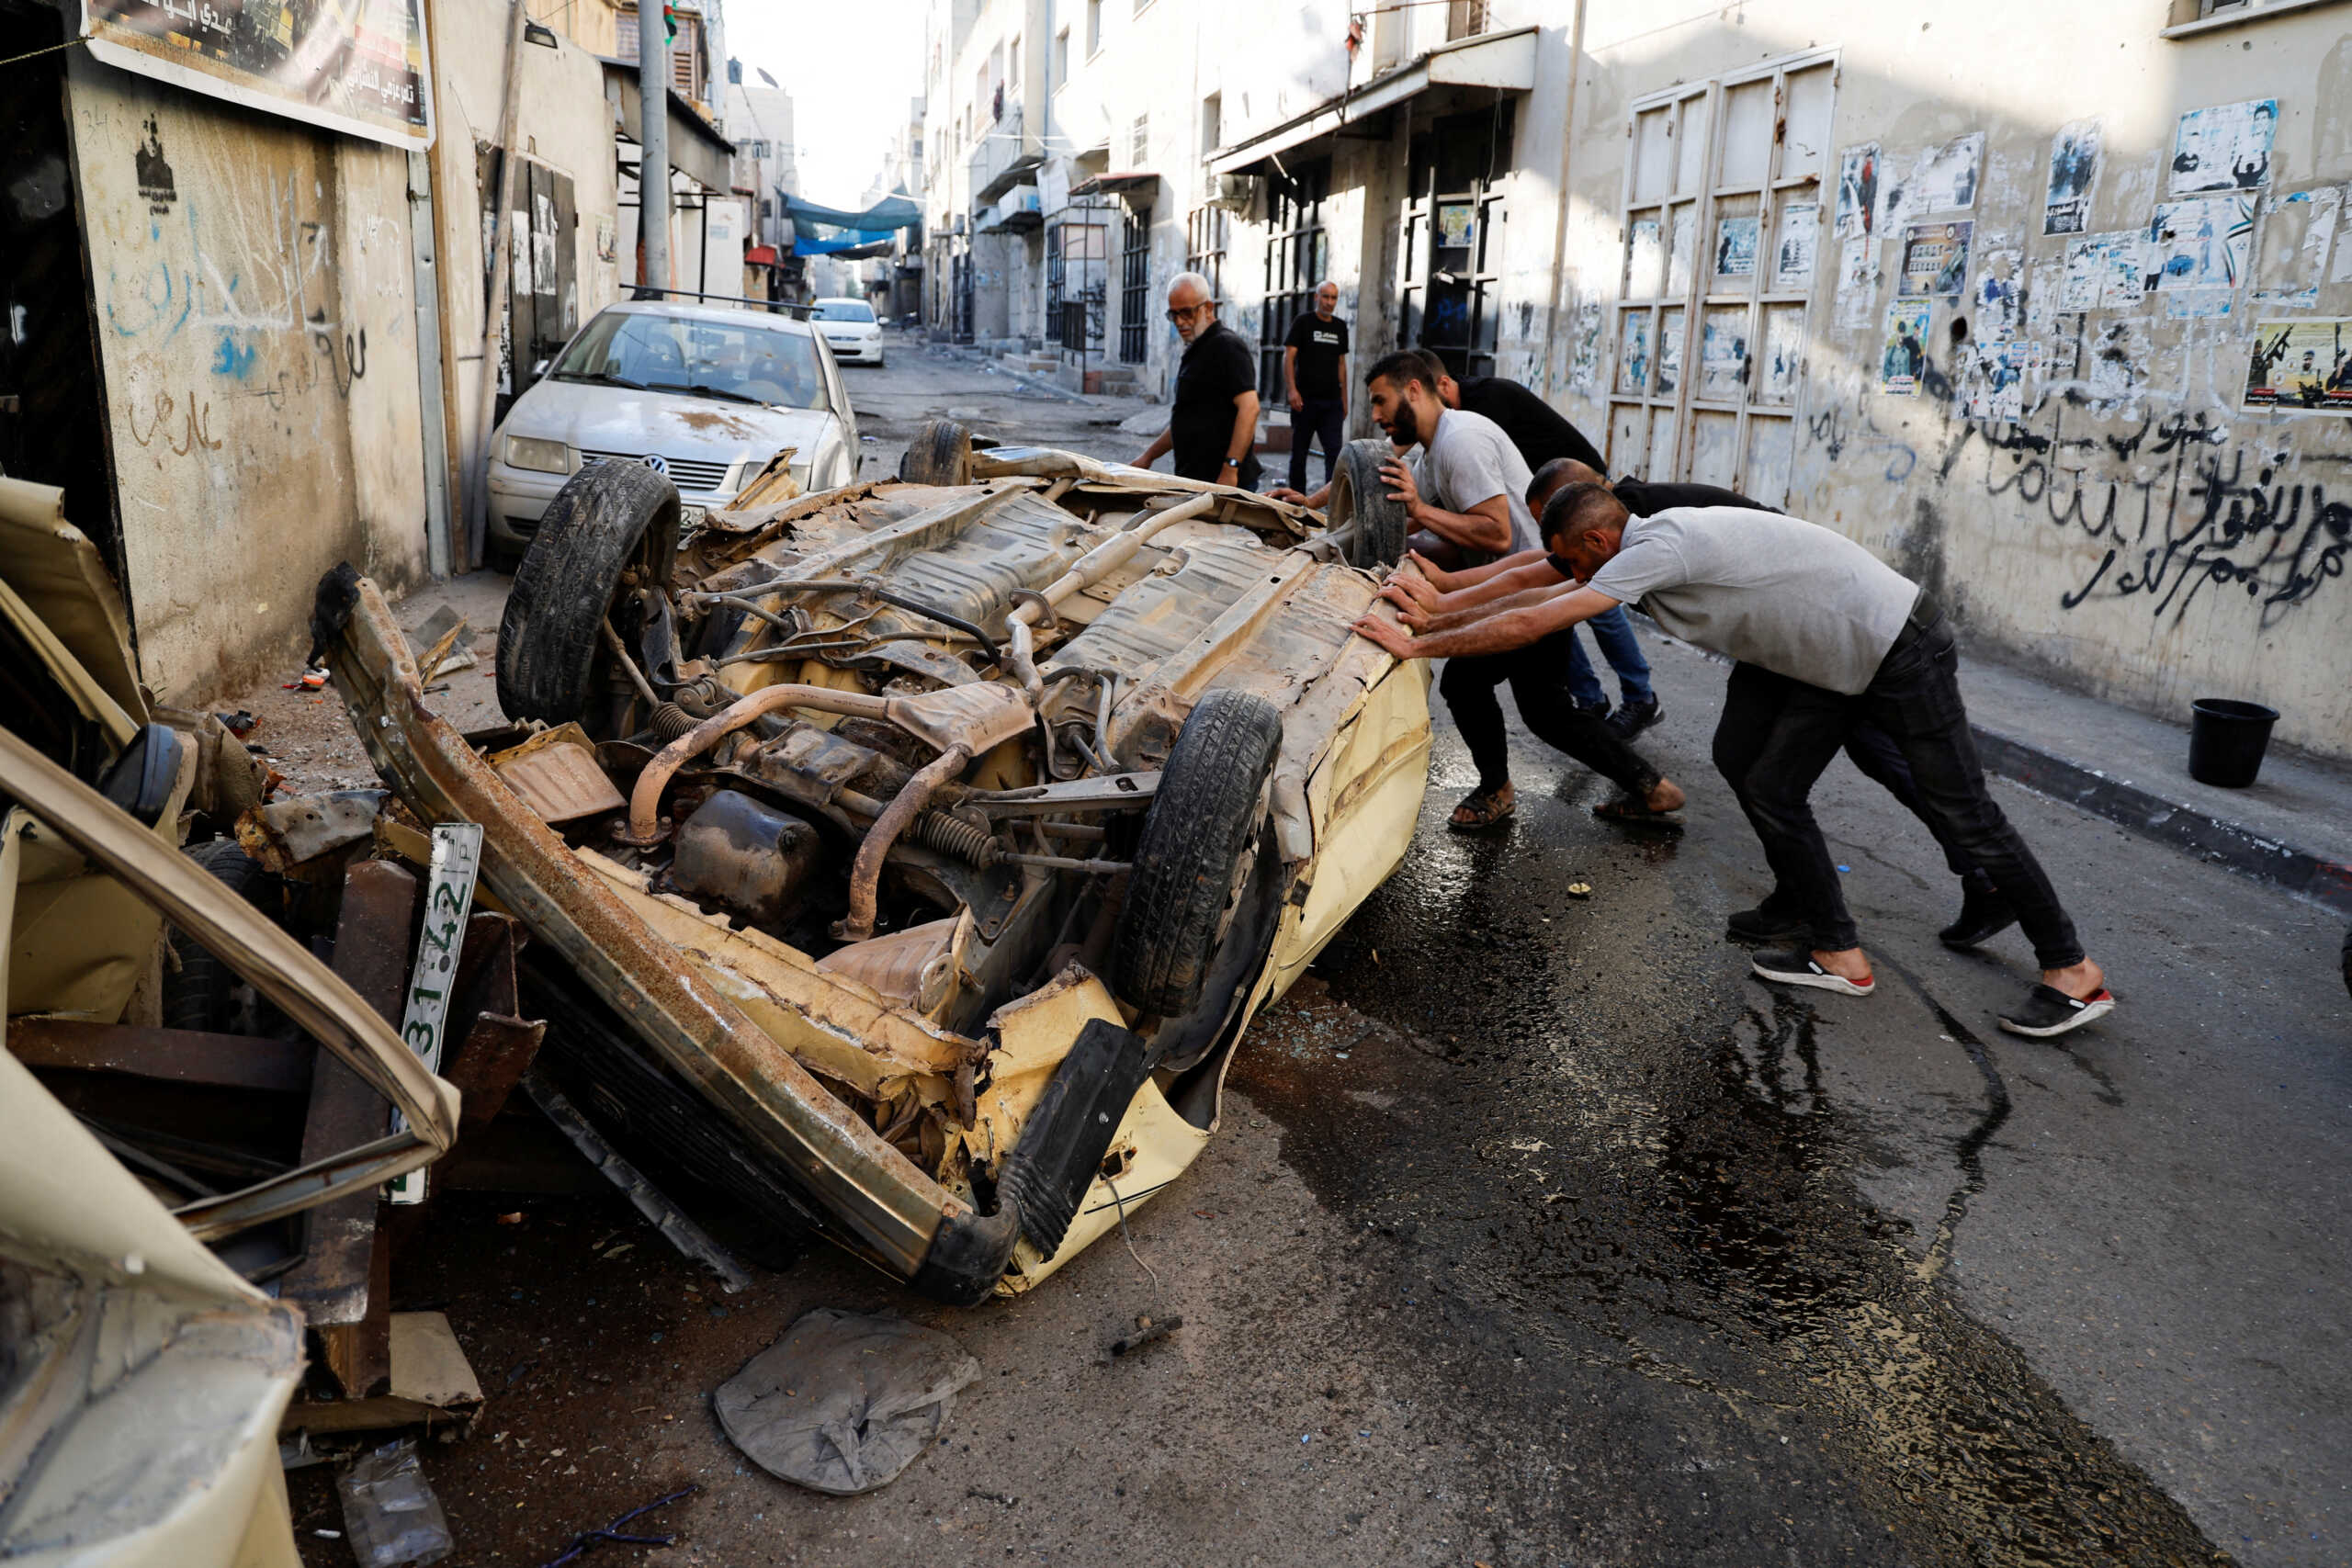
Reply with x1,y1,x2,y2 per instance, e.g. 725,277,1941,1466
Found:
497,460,679,725
1328,437,1409,569
1111,688,1284,1018
899,419,972,485
162,839,283,1033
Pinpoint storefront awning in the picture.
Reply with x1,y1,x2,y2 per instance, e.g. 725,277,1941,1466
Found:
1069,171,1160,197
1205,27,1537,177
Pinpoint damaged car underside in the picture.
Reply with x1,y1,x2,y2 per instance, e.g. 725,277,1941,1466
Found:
321,427,1430,1303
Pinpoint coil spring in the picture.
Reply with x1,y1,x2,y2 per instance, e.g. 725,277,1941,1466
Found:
914,810,998,866
650,702,700,743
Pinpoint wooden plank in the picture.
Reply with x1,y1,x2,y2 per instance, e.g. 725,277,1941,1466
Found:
278,860,415,1367
6,1018,310,1093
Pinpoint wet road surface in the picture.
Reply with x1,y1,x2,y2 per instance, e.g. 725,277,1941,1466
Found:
283,344,2350,1567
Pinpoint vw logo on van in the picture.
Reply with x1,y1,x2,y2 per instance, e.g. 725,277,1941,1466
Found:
640,454,670,476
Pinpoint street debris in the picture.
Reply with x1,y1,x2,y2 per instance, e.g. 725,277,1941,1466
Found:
1566,882,1593,899
1110,1313,1184,1356
412,602,479,678
715,1308,981,1495
337,1438,453,1568
537,1484,700,1568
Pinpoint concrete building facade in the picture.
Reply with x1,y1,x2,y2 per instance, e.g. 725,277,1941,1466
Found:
922,0,2352,761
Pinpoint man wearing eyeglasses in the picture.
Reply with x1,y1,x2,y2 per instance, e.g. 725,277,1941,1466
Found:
1135,272,1262,491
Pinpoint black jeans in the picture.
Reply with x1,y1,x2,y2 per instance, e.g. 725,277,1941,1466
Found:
1440,634,1664,799
1841,724,1981,880
1711,611,2082,967
1289,398,1346,491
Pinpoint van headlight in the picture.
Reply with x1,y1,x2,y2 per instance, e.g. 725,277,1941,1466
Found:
503,435,574,475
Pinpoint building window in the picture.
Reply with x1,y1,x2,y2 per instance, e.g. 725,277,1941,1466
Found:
1009,35,1021,90
1398,106,1509,384
1054,28,1069,84
1120,206,1152,364
1445,0,1489,39
1128,113,1148,168
1200,93,1221,156
1086,0,1102,57
1187,204,1229,304
1260,159,1330,398
1607,51,1835,506
1050,217,1109,353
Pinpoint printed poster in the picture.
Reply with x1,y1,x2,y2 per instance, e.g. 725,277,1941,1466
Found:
1897,220,1973,298
1629,217,1664,297
1438,202,1477,250
1773,203,1819,291
1699,311,1748,399
1880,301,1933,396
1834,237,1877,330
2252,186,2341,307
2171,99,2277,195
1568,302,1605,394
2043,120,2101,237
80,0,434,150
1759,310,1804,403
1657,312,1685,395
1617,312,1652,395
2059,231,2146,310
1882,134,1984,230
1668,208,1697,296
1961,342,2031,423
1715,215,1760,277
2147,195,2253,293
1835,144,1879,239
1972,247,2024,339
2243,318,2352,413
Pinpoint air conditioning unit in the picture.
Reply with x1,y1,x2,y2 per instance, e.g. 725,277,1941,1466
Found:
1212,174,1259,213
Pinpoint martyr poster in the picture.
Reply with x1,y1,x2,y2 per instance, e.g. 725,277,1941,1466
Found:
2244,318,2352,414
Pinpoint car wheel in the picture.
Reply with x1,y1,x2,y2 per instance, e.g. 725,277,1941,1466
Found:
497,459,679,726
899,418,973,485
1328,437,1409,570
162,839,285,1033
1111,688,1284,1018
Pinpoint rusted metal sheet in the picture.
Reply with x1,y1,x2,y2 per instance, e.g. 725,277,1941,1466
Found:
443,1013,548,1141
486,723,627,823
6,1017,311,1093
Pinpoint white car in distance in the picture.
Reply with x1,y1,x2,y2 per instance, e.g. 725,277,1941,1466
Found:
809,297,886,366
484,299,860,567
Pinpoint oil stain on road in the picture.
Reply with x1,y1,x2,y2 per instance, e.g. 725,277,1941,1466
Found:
1235,790,2228,1568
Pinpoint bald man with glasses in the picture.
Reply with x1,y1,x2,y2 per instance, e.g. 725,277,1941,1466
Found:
1136,272,1262,490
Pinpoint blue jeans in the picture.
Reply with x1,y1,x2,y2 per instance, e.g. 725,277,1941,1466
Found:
1560,605,1655,709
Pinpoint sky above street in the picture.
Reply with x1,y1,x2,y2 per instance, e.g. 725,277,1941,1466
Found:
730,0,926,208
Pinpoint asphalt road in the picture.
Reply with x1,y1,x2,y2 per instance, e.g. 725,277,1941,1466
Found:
290,339,2351,1568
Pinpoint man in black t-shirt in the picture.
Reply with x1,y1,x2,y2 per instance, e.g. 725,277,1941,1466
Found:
1426,358,1608,475
1282,282,1350,491
1136,272,1262,489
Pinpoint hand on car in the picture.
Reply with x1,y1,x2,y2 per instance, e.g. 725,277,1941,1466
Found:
1378,457,1422,518
1382,571,1439,610
1351,615,1415,657
1269,485,1308,504
1404,548,1453,592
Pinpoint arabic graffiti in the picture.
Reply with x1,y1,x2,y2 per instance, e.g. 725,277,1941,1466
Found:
125,386,222,457
1965,401,2347,626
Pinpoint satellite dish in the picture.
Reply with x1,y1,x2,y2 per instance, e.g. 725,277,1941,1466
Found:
757,68,778,87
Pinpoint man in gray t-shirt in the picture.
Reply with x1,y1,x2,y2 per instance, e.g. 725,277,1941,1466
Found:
1352,481,2114,1042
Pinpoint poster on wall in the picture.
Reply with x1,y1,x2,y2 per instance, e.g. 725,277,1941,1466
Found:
2252,186,2341,308
79,0,434,150
2243,318,2352,413
1715,215,1760,277
1880,301,1933,396
1699,313,1748,399
1972,247,2024,338
1834,144,1879,239
1834,237,1877,330
2043,121,2102,236
1438,203,1477,251
1881,134,1984,229
2059,231,2146,310
1657,312,1685,395
1618,313,1653,395
1897,220,1973,298
1772,203,1819,291
2170,99,2277,195
1628,218,1664,297
1960,341,2031,423
1759,310,1804,403
2147,194,2253,297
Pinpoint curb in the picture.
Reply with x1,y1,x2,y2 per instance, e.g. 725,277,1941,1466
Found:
1970,728,2352,920
926,342,1089,405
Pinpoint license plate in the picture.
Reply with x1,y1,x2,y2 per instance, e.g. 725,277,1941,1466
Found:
387,822,484,1205
680,504,708,529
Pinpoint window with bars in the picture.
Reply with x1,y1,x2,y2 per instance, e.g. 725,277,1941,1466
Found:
1050,219,1109,352
1119,207,1152,364
617,9,703,100
1397,106,1510,380
1259,160,1330,398
1187,205,1229,304
1607,51,1836,507
1129,114,1149,168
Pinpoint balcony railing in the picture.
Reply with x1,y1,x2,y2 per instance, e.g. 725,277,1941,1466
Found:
969,101,1042,207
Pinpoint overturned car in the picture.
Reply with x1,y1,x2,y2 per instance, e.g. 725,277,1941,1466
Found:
321,424,1429,1302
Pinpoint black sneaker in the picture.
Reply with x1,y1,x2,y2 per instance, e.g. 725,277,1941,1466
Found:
1938,871,2018,950
1997,984,2115,1038
1726,904,1811,943
1606,698,1663,739
1749,949,1875,997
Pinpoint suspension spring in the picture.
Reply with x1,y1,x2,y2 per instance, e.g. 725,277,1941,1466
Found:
650,702,701,743
913,810,999,867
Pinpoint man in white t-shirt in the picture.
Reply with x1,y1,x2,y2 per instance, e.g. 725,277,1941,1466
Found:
1359,350,1682,831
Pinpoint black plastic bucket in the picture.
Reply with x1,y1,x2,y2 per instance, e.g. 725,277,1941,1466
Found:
2188,698,2279,788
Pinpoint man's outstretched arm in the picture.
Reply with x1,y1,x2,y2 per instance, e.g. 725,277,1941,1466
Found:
1354,585,1622,660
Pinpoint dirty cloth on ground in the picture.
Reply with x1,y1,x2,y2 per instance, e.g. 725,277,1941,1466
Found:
716,1308,981,1495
